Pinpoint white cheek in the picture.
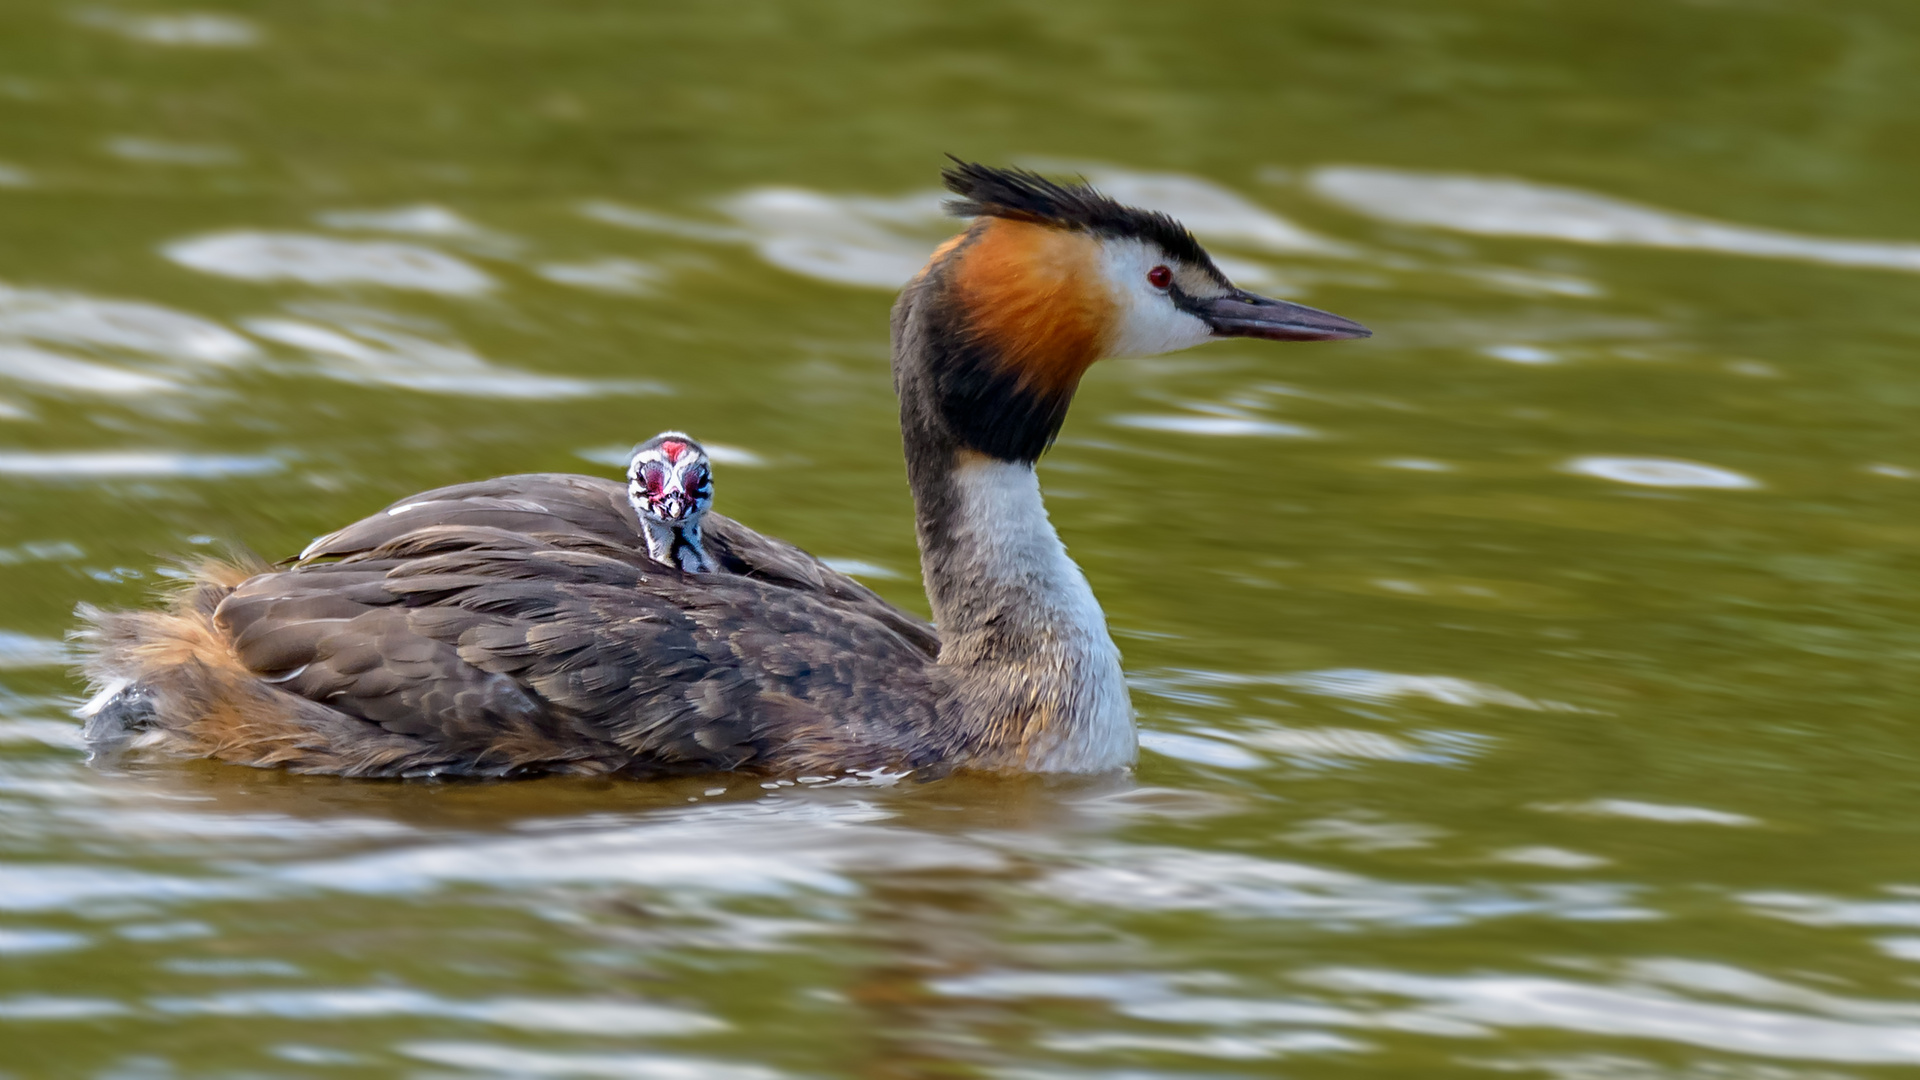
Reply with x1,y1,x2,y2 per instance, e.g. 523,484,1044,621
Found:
1097,240,1215,359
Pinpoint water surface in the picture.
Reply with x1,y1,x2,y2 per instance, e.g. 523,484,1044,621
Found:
3,1,1920,1076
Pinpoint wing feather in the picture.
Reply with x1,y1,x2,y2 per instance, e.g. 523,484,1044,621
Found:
211,474,951,777
301,474,939,656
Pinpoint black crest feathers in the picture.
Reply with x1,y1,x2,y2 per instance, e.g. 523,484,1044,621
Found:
940,158,1209,267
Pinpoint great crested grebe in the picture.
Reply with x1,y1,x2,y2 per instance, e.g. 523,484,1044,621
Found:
74,161,1369,779
627,431,716,573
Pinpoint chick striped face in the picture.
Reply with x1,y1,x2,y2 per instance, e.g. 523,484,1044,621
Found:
627,432,713,525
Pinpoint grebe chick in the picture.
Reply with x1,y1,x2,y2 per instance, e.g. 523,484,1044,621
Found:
76,161,1369,779
627,431,715,573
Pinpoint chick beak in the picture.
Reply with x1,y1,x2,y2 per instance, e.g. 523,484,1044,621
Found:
658,492,690,521
1194,289,1371,342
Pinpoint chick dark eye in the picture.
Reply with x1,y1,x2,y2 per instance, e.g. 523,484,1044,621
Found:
1146,265,1173,290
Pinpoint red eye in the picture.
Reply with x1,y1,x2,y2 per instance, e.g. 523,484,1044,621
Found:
641,462,667,496
1147,265,1173,290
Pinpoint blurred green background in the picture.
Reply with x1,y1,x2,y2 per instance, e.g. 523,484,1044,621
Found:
2,1,1919,1076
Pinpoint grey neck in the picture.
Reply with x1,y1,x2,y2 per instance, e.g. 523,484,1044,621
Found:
891,285,1136,772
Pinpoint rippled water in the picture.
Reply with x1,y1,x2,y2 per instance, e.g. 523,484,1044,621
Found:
4,1,1920,1075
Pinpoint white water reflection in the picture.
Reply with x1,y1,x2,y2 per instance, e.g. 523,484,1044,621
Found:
0,450,280,478
153,988,720,1035
1044,162,1346,255
576,442,763,468
104,137,237,166
1287,817,1443,853
1536,799,1759,827
1305,966,1920,1064
1201,667,1566,711
0,718,85,750
2,789,1670,950
1238,726,1456,765
1138,730,1266,770
538,257,664,294
165,232,495,294
587,164,1348,292
716,188,944,288
1474,1054,1856,1080
0,928,87,955
1456,265,1605,298
0,282,256,364
245,315,657,399
115,922,215,942
580,201,754,245
1564,456,1760,490
75,10,261,48
1110,414,1318,438
815,557,903,580
1310,167,1920,273
1484,344,1559,365
161,959,300,976
1,740,1902,1075
0,632,69,669
316,205,484,237
1743,890,1920,928
708,164,1350,290
86,808,417,844
275,799,1002,898
0,278,643,403
0,164,32,188
1133,667,1556,768
0,997,128,1020
1492,847,1611,870
932,971,1203,1004
1040,1029,1364,1058
578,163,1633,312
934,971,1378,1058
398,1043,783,1080
1035,847,1653,924
0,864,256,913
0,344,178,395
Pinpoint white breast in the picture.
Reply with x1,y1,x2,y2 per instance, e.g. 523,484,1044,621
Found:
949,459,1137,772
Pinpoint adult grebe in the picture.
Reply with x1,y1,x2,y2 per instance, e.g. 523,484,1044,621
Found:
74,161,1369,779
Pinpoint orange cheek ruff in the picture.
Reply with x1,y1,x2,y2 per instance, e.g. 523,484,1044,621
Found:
948,220,1111,397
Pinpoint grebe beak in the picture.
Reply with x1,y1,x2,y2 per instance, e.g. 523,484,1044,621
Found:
1194,290,1371,342
657,493,691,520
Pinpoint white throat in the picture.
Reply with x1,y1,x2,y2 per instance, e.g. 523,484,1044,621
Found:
638,516,713,573
945,458,1136,772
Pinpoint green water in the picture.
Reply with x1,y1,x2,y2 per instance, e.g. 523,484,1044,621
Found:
3,0,1920,1075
